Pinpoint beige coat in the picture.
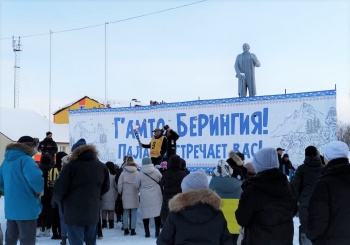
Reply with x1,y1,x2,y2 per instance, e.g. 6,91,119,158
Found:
117,163,139,209
134,164,162,219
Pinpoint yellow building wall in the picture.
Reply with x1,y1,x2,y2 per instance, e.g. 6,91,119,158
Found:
54,97,105,124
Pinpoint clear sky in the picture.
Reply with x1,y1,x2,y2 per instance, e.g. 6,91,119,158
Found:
1,0,349,122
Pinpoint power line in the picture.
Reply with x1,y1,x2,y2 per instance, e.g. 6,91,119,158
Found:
0,0,206,41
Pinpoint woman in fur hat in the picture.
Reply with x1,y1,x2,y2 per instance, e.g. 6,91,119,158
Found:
157,169,232,245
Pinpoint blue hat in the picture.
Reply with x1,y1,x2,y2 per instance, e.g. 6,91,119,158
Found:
142,157,152,165
71,138,86,152
252,147,279,173
181,169,208,192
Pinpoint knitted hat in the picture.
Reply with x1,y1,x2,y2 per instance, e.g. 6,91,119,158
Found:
71,138,86,152
18,136,34,143
181,169,208,192
323,141,349,161
213,160,233,177
282,153,289,158
142,157,152,165
252,147,279,173
305,146,318,157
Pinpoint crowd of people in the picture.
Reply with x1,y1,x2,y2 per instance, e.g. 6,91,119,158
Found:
0,126,349,245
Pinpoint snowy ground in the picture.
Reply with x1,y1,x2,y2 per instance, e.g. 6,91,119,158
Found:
0,197,300,245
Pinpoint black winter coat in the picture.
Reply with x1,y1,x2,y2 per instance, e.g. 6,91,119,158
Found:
39,154,54,205
38,138,58,157
307,158,350,245
165,129,179,160
157,189,232,245
290,156,324,206
235,168,296,245
53,145,110,225
279,159,294,175
159,158,187,223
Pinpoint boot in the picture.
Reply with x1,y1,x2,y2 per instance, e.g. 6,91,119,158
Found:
108,220,114,229
60,236,67,245
130,229,136,236
102,220,107,229
145,227,150,238
155,226,160,237
124,229,130,236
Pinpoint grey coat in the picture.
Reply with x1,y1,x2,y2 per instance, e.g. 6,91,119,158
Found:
118,163,139,209
234,52,260,97
134,164,162,219
101,174,118,210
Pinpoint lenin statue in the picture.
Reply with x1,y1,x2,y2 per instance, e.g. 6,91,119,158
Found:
234,43,261,97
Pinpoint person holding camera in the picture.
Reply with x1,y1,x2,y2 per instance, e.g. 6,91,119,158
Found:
139,128,167,165
163,125,179,161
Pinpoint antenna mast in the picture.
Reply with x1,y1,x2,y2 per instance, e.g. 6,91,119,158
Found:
12,36,22,109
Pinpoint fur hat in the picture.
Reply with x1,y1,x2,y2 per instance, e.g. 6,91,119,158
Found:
305,146,318,157
142,157,152,165
213,160,233,177
181,169,208,192
323,141,349,161
71,138,86,152
252,147,279,173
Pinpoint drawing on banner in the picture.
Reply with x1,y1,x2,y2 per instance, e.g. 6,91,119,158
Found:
271,103,337,165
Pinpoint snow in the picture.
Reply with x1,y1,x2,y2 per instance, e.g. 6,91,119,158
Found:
0,196,300,244
0,107,69,143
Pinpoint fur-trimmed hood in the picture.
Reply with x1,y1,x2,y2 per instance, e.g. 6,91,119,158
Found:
5,143,35,157
169,189,222,224
169,189,221,212
229,151,244,166
69,145,98,162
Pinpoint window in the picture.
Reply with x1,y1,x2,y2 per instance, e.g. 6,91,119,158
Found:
59,146,66,152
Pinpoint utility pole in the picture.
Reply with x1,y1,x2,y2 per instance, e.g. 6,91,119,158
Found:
12,36,22,109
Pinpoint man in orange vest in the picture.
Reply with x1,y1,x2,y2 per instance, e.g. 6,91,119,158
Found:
139,128,167,165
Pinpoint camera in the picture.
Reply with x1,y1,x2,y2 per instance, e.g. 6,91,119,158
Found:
163,125,170,130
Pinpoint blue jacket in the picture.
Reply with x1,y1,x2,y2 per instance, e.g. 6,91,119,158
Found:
0,143,44,220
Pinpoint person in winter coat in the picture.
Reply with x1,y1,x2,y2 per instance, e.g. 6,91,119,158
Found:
117,161,139,236
101,161,118,229
160,155,187,224
209,160,243,243
157,169,232,245
163,125,180,160
226,151,247,179
134,157,162,238
36,153,55,238
47,151,67,240
279,153,295,176
56,155,70,245
235,147,296,245
38,132,58,158
139,128,167,165
290,146,324,245
180,158,190,175
53,140,110,245
0,136,43,245
307,141,350,245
